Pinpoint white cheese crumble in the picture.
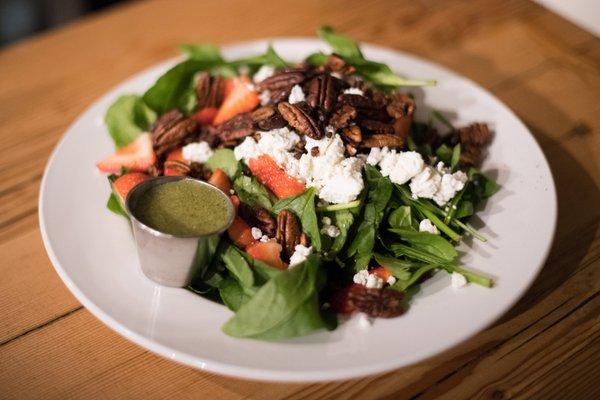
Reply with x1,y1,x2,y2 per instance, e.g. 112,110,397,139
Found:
253,65,275,83
343,87,364,96
251,227,263,240
182,141,214,163
387,276,397,286
259,90,271,106
353,269,384,289
321,224,341,238
288,84,306,104
321,216,332,225
419,219,439,235
233,127,300,166
451,272,468,289
259,235,269,243
289,244,312,267
357,313,373,329
379,150,425,185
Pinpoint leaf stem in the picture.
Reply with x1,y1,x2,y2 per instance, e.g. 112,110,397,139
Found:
316,200,361,212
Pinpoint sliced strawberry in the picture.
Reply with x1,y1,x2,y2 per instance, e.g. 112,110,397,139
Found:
230,195,241,211
163,147,189,176
97,133,156,173
192,107,219,125
248,155,306,199
246,240,287,270
212,76,259,125
371,266,392,282
112,172,151,203
330,284,362,315
207,168,232,194
228,216,255,248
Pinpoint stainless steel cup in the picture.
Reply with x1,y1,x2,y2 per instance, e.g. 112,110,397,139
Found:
125,176,234,287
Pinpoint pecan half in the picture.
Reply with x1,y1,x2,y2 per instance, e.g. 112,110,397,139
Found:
306,74,338,112
215,113,254,142
151,110,198,156
163,159,190,176
386,93,414,119
329,105,357,130
457,123,492,146
251,106,287,131
258,70,306,92
360,120,395,135
459,145,482,167
324,54,356,75
276,210,301,260
278,102,324,139
196,72,224,109
338,93,379,110
239,203,277,237
360,134,404,148
348,287,404,318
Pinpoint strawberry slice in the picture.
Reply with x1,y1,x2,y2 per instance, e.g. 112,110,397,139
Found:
230,195,241,211
371,266,392,282
192,107,219,125
97,133,156,173
228,216,255,248
246,240,287,270
207,168,232,194
163,147,189,176
212,76,259,125
112,172,151,203
248,155,306,199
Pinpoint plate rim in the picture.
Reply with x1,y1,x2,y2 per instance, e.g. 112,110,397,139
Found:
39,37,558,382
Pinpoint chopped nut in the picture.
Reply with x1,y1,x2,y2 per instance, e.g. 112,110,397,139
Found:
348,287,404,318
341,125,362,143
360,134,404,148
457,123,492,146
329,105,357,130
360,120,395,135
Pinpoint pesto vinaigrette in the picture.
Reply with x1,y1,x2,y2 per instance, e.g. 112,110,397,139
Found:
134,180,230,236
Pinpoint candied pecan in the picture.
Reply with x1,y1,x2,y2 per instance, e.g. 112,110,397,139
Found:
299,233,310,247
360,134,404,148
457,123,492,146
348,287,404,318
310,147,320,157
324,54,356,75
163,159,190,176
278,101,324,139
341,125,362,143
151,110,198,156
195,72,224,109
360,120,395,135
329,105,357,130
188,162,212,180
148,164,161,177
306,74,338,112
251,106,287,131
215,113,254,142
338,93,379,110
276,210,301,260
459,145,482,167
386,93,415,119
266,88,291,105
258,70,306,92
196,125,220,148
292,140,306,159
239,203,276,237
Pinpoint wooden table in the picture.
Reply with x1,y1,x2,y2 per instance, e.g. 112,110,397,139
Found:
1,0,598,398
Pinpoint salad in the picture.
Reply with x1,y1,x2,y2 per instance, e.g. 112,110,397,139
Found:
97,27,497,341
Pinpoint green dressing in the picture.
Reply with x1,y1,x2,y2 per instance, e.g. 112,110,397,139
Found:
134,180,231,236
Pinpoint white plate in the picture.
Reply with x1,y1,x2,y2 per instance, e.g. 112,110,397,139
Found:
39,39,556,382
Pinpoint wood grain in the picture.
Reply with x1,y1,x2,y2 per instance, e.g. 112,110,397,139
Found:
0,0,598,398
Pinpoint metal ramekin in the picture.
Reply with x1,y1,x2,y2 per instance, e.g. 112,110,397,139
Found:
125,176,234,287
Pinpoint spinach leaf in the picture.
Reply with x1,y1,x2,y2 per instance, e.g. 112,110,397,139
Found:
106,193,127,218
346,165,392,270
222,245,254,289
455,200,474,219
104,95,156,148
304,51,328,66
435,144,453,166
238,251,282,283
233,175,275,211
180,44,223,63
205,149,240,179
373,254,413,280
273,188,321,251
389,228,457,262
392,264,439,291
143,59,216,114
326,210,354,258
388,205,414,229
222,254,326,339
218,278,252,311
467,168,499,200
317,26,363,59
450,144,461,170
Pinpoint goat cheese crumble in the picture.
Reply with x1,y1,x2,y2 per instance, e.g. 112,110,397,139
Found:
289,244,312,267
251,227,263,240
320,216,341,237
451,272,468,288
353,269,384,289
182,141,214,163
288,84,306,104
253,65,275,83
343,87,364,96
387,276,397,286
419,218,439,235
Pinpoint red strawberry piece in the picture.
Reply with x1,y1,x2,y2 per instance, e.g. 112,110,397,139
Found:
112,172,151,203
248,155,306,199
192,107,219,125
330,284,362,315
228,216,256,248
163,147,189,176
371,266,392,282
212,76,259,126
246,240,287,270
96,133,156,173
207,168,232,194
